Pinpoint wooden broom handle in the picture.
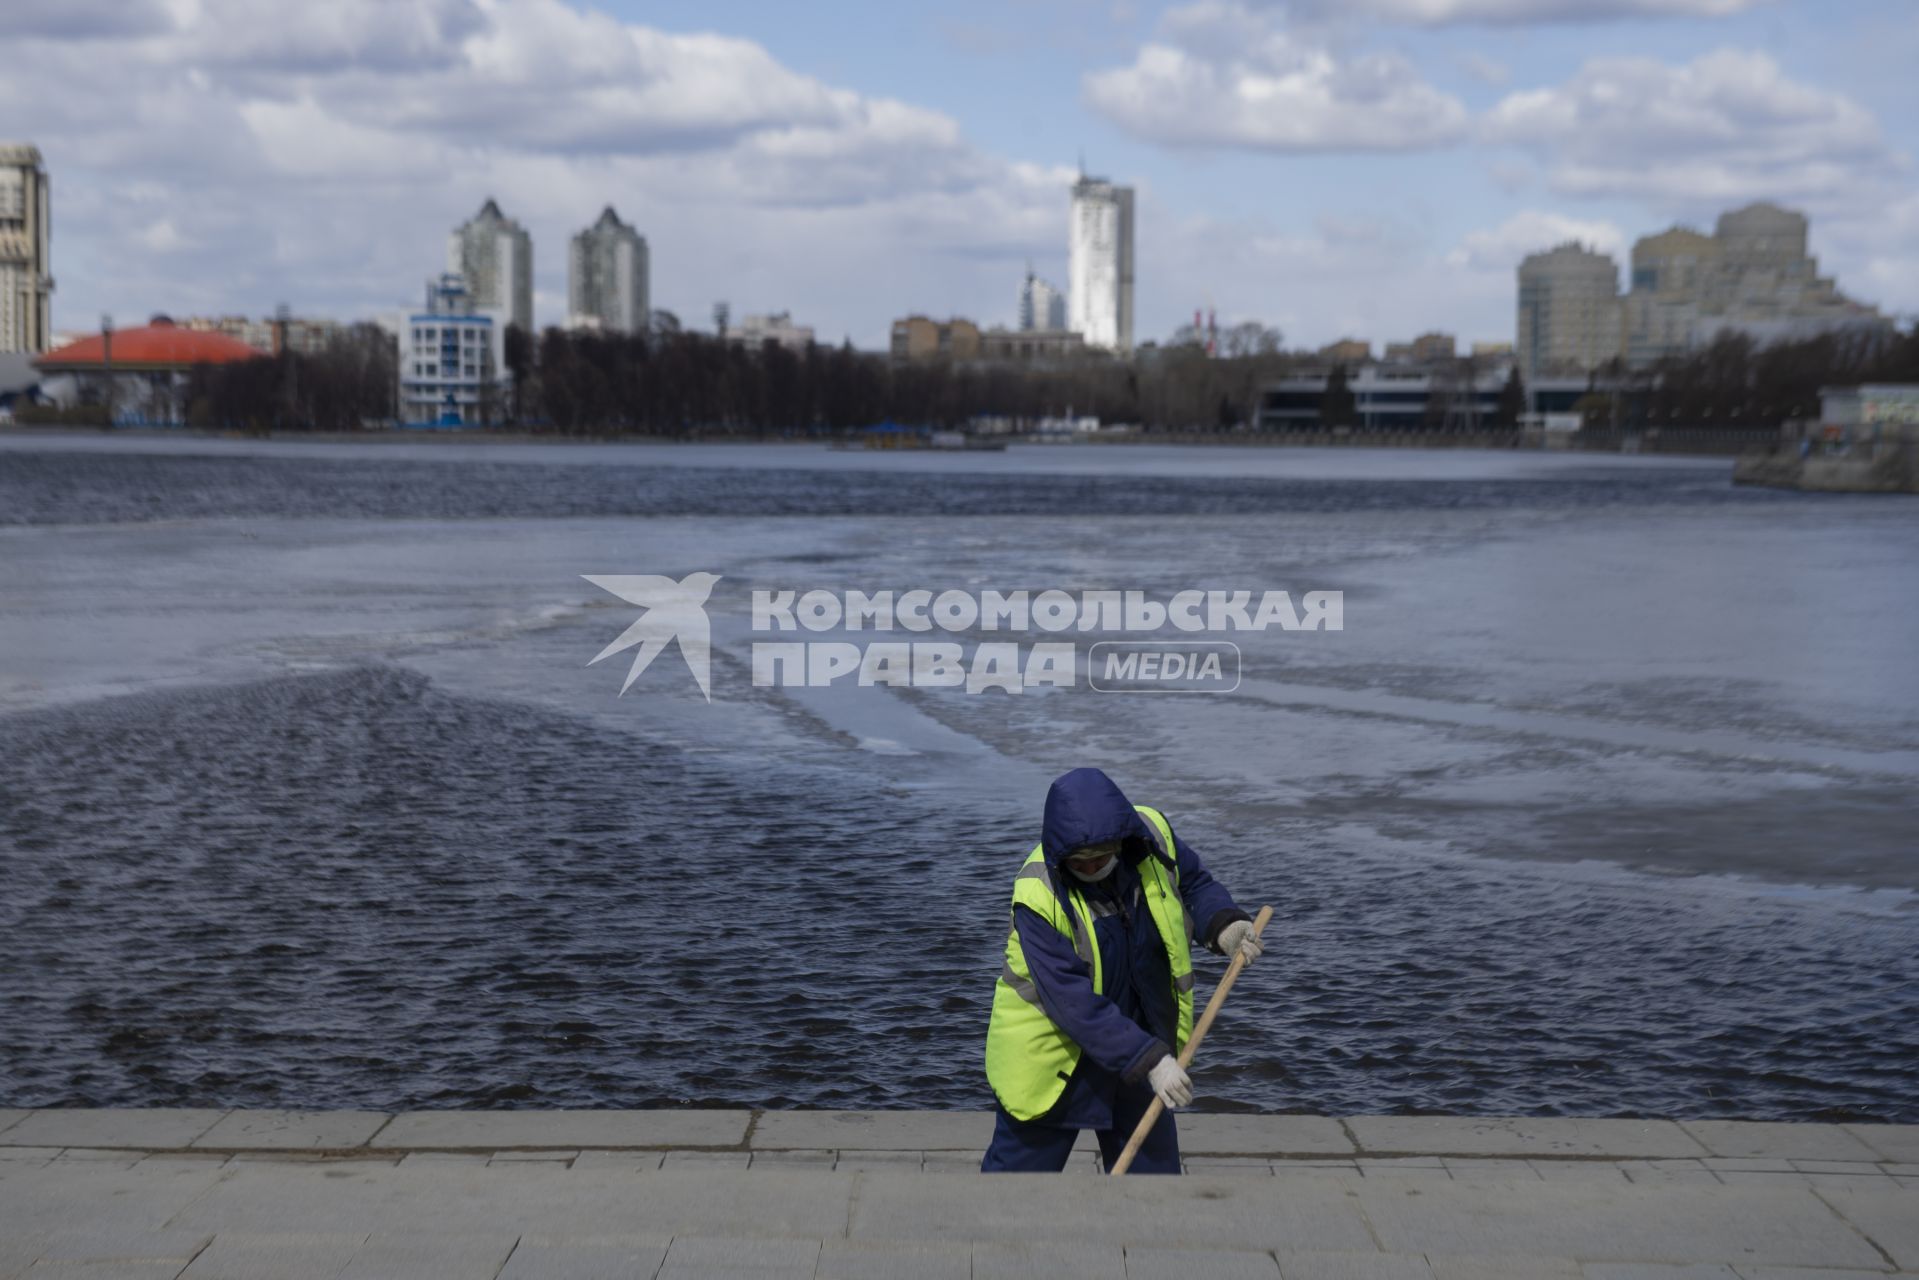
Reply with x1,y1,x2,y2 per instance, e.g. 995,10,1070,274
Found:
1107,904,1272,1175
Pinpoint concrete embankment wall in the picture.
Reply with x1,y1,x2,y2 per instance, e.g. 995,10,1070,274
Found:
4,1110,1916,1276
1734,444,1919,494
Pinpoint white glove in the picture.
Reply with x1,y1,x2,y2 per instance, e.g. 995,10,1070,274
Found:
1148,1056,1192,1110
1218,920,1263,966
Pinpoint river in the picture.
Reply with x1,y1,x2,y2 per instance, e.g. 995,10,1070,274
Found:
2,433,1914,1120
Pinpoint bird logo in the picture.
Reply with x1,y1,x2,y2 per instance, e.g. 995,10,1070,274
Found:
583,571,723,701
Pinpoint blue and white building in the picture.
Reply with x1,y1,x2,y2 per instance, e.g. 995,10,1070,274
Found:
396,274,506,427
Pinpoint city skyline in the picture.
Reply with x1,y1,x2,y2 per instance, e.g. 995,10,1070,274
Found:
0,0,1913,350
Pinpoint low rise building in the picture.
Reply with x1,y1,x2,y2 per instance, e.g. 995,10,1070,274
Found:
33,315,263,424
979,327,1087,365
1317,338,1371,364
732,311,815,352
1257,361,1590,431
394,274,506,427
1383,332,1456,364
178,314,341,357
1819,384,1919,442
890,315,980,361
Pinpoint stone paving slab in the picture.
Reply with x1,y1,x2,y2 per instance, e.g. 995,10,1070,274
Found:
1346,1116,1708,1159
1276,1252,1435,1279
1680,1121,1883,1162
1737,1269,1919,1279
169,1162,856,1240
849,1171,1378,1252
493,1234,671,1280
1582,1266,1740,1278
748,1109,991,1151
370,1108,750,1150
336,1230,519,1279
1814,1184,1919,1269
189,1110,389,1152
1,1110,227,1150
30,1228,212,1264
0,1111,25,1138
1125,1244,1282,1278
658,1234,819,1279
814,1238,971,1280
1426,1262,1580,1280
1355,1179,1887,1269
176,1232,368,1279
971,1240,1126,1279
1179,1113,1356,1156
1847,1124,1919,1163
21,1263,189,1279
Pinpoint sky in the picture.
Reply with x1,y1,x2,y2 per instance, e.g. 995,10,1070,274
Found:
3,0,1914,351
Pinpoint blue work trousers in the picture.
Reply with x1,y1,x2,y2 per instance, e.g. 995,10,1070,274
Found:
979,1084,1182,1174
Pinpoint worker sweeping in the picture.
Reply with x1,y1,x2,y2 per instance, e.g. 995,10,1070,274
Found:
981,767,1263,1174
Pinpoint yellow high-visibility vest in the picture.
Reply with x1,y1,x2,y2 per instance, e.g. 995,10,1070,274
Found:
983,805,1196,1121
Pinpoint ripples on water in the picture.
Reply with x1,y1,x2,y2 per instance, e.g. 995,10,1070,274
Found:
3,667,1914,1120
0,450,1772,524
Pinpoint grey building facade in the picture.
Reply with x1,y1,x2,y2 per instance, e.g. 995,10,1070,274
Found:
448,198,533,333
568,206,649,335
0,143,53,354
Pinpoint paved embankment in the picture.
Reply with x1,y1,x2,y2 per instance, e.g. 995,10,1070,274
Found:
2,1109,1915,1278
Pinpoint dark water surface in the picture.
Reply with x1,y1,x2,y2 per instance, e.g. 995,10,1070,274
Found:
1,446,1766,524
2,442,1915,1120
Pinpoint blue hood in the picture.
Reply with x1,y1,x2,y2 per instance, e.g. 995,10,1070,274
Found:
1042,768,1152,868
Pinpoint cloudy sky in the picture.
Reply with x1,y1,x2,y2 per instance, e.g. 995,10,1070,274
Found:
4,0,1914,349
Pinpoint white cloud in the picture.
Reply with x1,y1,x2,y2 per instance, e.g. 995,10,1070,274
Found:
1446,210,1627,270
1289,0,1763,23
0,0,174,39
1084,1,1469,151
1457,51,1511,86
1144,201,1525,348
1483,49,1897,206
0,0,1072,344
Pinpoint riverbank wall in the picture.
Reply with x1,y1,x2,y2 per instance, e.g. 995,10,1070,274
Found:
2,1109,1914,1277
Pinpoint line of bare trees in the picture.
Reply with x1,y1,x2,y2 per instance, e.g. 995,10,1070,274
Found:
1590,326,1919,430
79,318,1917,436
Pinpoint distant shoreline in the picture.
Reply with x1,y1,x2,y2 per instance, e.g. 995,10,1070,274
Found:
0,423,1773,456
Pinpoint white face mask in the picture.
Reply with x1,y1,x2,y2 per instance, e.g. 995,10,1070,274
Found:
1066,854,1118,883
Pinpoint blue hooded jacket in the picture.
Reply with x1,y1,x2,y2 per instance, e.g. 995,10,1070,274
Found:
1011,767,1251,1130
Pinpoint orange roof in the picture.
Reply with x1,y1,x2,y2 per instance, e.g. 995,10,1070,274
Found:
34,319,265,371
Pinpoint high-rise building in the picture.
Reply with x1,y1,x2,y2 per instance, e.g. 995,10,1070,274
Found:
1517,243,1622,380
1069,175,1134,353
0,143,53,354
448,198,532,333
1019,269,1066,332
568,206,648,335
1623,202,1887,365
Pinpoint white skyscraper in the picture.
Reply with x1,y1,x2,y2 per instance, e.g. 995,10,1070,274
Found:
1068,175,1134,353
448,198,533,333
1019,269,1066,332
568,206,649,335
0,143,53,354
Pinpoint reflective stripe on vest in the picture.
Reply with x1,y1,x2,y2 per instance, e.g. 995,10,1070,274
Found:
984,804,1197,1122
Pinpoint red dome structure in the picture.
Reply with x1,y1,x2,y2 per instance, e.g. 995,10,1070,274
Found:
35,318,264,372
